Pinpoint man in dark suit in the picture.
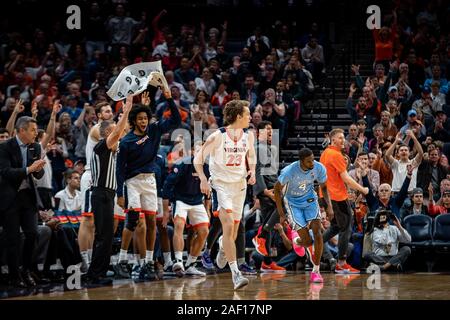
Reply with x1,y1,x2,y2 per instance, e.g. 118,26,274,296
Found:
0,116,46,288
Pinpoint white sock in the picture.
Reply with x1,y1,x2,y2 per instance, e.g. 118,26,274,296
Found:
139,259,145,266
186,255,197,267
134,254,140,264
87,249,93,262
81,251,89,264
313,264,320,273
229,261,240,275
145,250,154,263
163,252,172,264
119,249,128,262
175,251,183,262
237,258,245,266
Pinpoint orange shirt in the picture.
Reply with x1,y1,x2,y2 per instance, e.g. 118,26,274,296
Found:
319,145,348,201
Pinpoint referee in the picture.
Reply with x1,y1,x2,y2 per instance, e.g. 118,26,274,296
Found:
84,96,132,286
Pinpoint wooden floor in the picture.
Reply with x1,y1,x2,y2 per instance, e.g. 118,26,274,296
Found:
7,272,450,300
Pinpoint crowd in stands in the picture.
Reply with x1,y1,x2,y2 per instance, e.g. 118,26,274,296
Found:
0,0,449,289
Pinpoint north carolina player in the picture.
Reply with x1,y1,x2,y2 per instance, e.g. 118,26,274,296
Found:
78,102,113,272
274,148,333,283
194,100,256,290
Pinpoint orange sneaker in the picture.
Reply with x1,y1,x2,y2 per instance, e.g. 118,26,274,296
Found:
252,235,268,256
335,262,360,274
261,261,286,273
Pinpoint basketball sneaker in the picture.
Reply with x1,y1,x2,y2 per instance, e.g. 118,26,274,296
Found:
239,262,257,275
310,271,323,283
114,260,131,279
232,272,249,290
261,261,286,273
252,235,269,256
216,236,227,269
185,264,206,277
201,251,215,270
172,260,185,277
335,262,360,274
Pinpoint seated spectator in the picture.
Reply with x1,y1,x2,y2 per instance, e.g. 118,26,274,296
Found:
349,152,380,194
412,87,440,129
301,35,325,82
362,161,413,218
386,99,404,130
54,170,82,228
255,100,285,141
432,108,450,142
165,71,185,95
257,65,278,99
368,123,385,153
190,90,216,130
181,80,197,104
346,84,376,125
428,186,450,216
162,43,181,71
417,148,449,200
60,95,82,123
363,209,411,271
0,128,10,142
399,188,429,220
174,56,198,91
424,65,448,94
430,81,446,111
251,221,299,271
210,82,231,109
380,110,398,142
240,73,259,110
195,67,216,97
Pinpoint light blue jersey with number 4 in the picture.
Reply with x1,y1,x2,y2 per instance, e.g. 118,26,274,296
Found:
278,160,327,208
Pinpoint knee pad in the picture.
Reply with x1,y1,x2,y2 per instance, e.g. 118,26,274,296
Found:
126,210,139,231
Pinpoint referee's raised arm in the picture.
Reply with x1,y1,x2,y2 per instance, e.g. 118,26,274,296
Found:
106,96,133,150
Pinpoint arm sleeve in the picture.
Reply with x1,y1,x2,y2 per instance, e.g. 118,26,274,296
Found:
362,175,377,211
394,175,411,208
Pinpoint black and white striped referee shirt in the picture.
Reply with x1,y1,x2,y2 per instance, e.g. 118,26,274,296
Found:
91,139,117,191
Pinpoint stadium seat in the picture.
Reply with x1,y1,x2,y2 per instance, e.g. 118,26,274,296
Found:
403,215,433,248
432,214,450,251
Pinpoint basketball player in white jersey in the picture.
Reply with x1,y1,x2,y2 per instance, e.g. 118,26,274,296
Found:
194,100,256,290
78,102,114,272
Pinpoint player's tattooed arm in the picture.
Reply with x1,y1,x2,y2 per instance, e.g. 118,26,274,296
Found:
274,181,287,223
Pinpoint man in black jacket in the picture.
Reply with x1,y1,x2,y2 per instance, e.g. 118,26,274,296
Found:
0,116,46,288
417,148,449,201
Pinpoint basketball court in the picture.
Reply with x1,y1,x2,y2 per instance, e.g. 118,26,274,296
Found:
5,272,450,300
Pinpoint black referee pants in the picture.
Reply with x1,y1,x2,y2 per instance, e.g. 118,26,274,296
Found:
88,187,115,279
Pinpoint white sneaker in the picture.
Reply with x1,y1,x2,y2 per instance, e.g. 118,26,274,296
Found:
172,261,185,277
163,260,174,272
216,236,227,269
185,265,206,277
232,272,249,290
